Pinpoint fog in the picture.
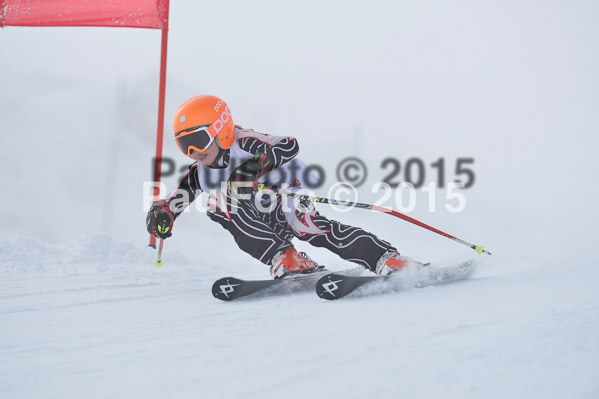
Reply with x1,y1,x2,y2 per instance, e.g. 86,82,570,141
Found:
1,0,598,265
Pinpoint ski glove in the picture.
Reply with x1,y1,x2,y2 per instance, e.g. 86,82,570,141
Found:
146,200,174,239
228,153,273,196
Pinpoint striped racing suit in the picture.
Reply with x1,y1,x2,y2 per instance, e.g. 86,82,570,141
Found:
165,128,396,271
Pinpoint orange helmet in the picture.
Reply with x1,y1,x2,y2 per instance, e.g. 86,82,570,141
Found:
173,95,235,157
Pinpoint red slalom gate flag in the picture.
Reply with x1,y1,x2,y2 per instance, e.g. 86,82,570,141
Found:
0,0,169,29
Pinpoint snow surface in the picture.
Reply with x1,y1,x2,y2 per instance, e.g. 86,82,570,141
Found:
1,0,599,398
1,235,598,399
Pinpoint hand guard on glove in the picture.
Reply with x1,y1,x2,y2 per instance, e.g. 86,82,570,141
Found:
146,200,174,239
228,153,274,196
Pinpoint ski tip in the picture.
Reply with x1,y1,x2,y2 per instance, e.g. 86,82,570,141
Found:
153,259,164,268
212,277,243,301
315,273,345,300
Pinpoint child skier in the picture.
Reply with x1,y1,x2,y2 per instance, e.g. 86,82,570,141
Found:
146,95,423,278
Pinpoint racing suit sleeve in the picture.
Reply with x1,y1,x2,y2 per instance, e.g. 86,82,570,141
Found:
165,163,203,220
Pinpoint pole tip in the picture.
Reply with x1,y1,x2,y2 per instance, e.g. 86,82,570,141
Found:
154,259,164,268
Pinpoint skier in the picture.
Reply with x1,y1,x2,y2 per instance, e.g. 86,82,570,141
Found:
146,95,423,278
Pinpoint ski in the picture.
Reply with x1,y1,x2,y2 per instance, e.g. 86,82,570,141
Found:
212,269,331,301
315,259,477,300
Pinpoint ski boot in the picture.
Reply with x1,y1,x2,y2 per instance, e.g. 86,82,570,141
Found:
270,247,324,279
375,251,425,276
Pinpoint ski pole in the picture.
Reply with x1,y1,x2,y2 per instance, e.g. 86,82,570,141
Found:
154,238,165,267
275,189,492,256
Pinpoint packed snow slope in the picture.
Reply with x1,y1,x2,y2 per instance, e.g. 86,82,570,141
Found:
1,0,599,398
1,235,598,399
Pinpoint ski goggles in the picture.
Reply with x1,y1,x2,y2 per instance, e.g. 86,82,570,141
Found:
174,124,215,156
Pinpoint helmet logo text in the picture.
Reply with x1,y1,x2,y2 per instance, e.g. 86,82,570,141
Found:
212,106,232,134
